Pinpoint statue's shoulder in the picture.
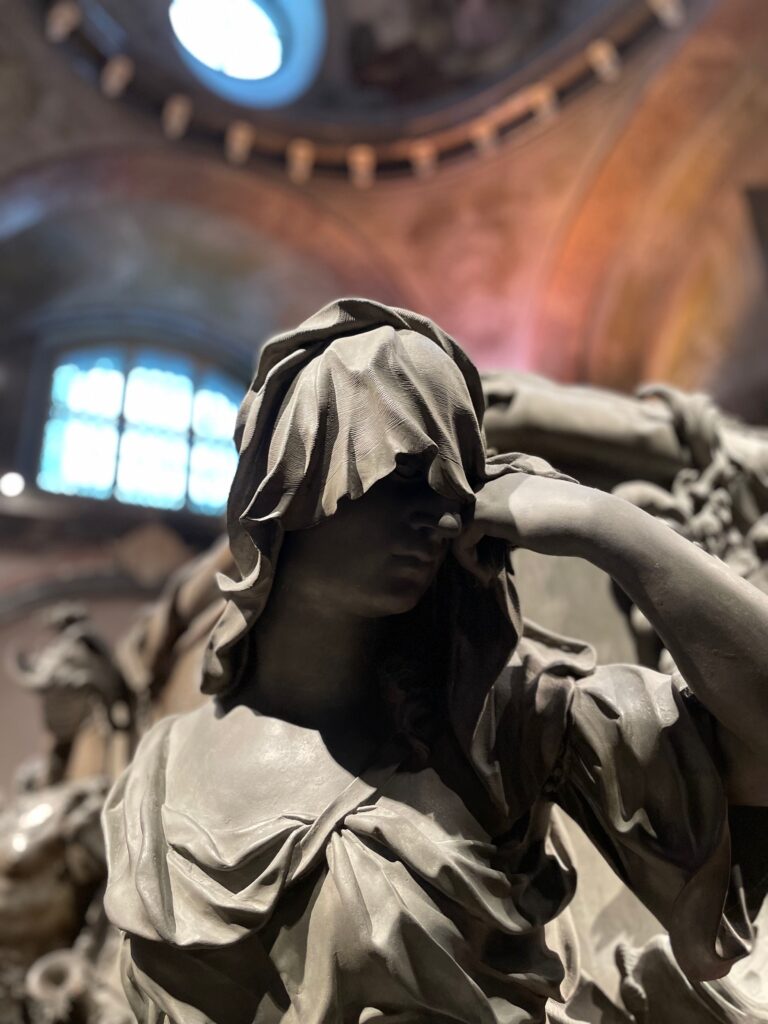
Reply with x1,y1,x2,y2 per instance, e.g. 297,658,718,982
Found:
128,703,370,826
119,702,217,790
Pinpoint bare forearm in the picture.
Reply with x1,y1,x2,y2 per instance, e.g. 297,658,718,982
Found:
582,493,768,758
461,471,768,801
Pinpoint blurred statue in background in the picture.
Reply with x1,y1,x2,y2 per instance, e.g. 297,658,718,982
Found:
10,604,135,790
483,372,768,672
0,606,134,1024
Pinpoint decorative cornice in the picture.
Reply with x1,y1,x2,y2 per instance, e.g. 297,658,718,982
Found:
40,0,690,185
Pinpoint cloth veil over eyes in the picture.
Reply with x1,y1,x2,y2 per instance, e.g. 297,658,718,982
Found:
202,298,567,741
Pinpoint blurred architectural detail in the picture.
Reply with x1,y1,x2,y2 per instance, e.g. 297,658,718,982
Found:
528,81,559,122
224,119,256,166
2,1,763,396
586,39,622,83
347,144,377,189
44,0,81,43
409,139,437,179
647,0,687,27
286,137,315,185
99,55,135,101
161,93,193,140
469,119,499,157
31,0,694,179
748,190,768,271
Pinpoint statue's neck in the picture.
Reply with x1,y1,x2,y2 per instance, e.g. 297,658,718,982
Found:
236,578,384,735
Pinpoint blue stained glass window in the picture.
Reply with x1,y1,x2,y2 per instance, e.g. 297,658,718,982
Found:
188,440,239,514
38,345,243,516
51,352,125,419
193,371,242,440
38,417,120,499
115,428,190,510
123,352,195,433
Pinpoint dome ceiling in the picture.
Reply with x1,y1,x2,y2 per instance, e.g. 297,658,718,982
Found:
40,0,688,179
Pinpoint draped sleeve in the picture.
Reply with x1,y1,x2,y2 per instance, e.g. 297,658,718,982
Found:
551,661,754,982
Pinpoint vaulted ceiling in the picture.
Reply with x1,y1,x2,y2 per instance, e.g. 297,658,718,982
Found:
1,0,767,419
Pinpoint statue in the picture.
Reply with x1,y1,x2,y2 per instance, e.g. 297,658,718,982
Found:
482,372,768,670
1,607,135,1024
84,301,768,1021
11,604,136,789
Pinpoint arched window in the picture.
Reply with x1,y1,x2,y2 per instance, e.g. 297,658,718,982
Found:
37,346,243,515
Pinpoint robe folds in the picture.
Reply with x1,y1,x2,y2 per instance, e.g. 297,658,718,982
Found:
103,622,751,1024
104,299,755,1022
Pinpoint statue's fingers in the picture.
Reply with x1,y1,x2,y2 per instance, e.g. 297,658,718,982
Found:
452,525,493,585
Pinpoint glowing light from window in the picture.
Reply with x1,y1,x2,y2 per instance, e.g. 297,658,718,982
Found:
38,347,242,516
169,0,283,81
0,472,25,497
188,440,239,514
51,358,124,419
39,417,119,499
123,355,194,434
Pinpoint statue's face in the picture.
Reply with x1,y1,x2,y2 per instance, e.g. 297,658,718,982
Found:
276,459,466,617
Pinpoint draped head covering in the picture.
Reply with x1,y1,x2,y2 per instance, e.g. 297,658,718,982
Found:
202,298,567,748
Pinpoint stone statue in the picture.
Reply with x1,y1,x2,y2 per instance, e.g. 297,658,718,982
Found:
11,604,135,788
482,372,768,676
1,606,136,1024
92,301,768,1021
0,773,120,1023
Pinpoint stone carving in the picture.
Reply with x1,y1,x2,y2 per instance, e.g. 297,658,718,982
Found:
96,300,767,1023
0,775,121,1022
10,605,135,789
485,370,768,1019
4,303,768,1022
483,372,768,675
613,385,768,565
114,537,229,719
1,608,134,1024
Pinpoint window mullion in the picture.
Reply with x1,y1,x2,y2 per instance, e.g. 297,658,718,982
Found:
37,342,242,516
112,346,133,498
185,356,203,510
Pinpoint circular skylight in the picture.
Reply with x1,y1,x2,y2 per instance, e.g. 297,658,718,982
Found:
168,0,326,108
169,0,283,81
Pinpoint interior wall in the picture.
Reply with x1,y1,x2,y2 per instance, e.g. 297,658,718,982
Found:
1,0,765,395
298,0,768,409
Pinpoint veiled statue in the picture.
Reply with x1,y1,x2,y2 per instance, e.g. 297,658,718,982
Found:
96,300,768,1024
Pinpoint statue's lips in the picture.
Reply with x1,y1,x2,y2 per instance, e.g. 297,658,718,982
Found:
390,546,441,567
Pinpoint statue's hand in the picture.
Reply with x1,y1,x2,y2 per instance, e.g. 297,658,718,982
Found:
453,474,603,582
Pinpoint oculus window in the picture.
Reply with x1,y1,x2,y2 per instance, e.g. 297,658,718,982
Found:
38,346,242,515
168,0,326,107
